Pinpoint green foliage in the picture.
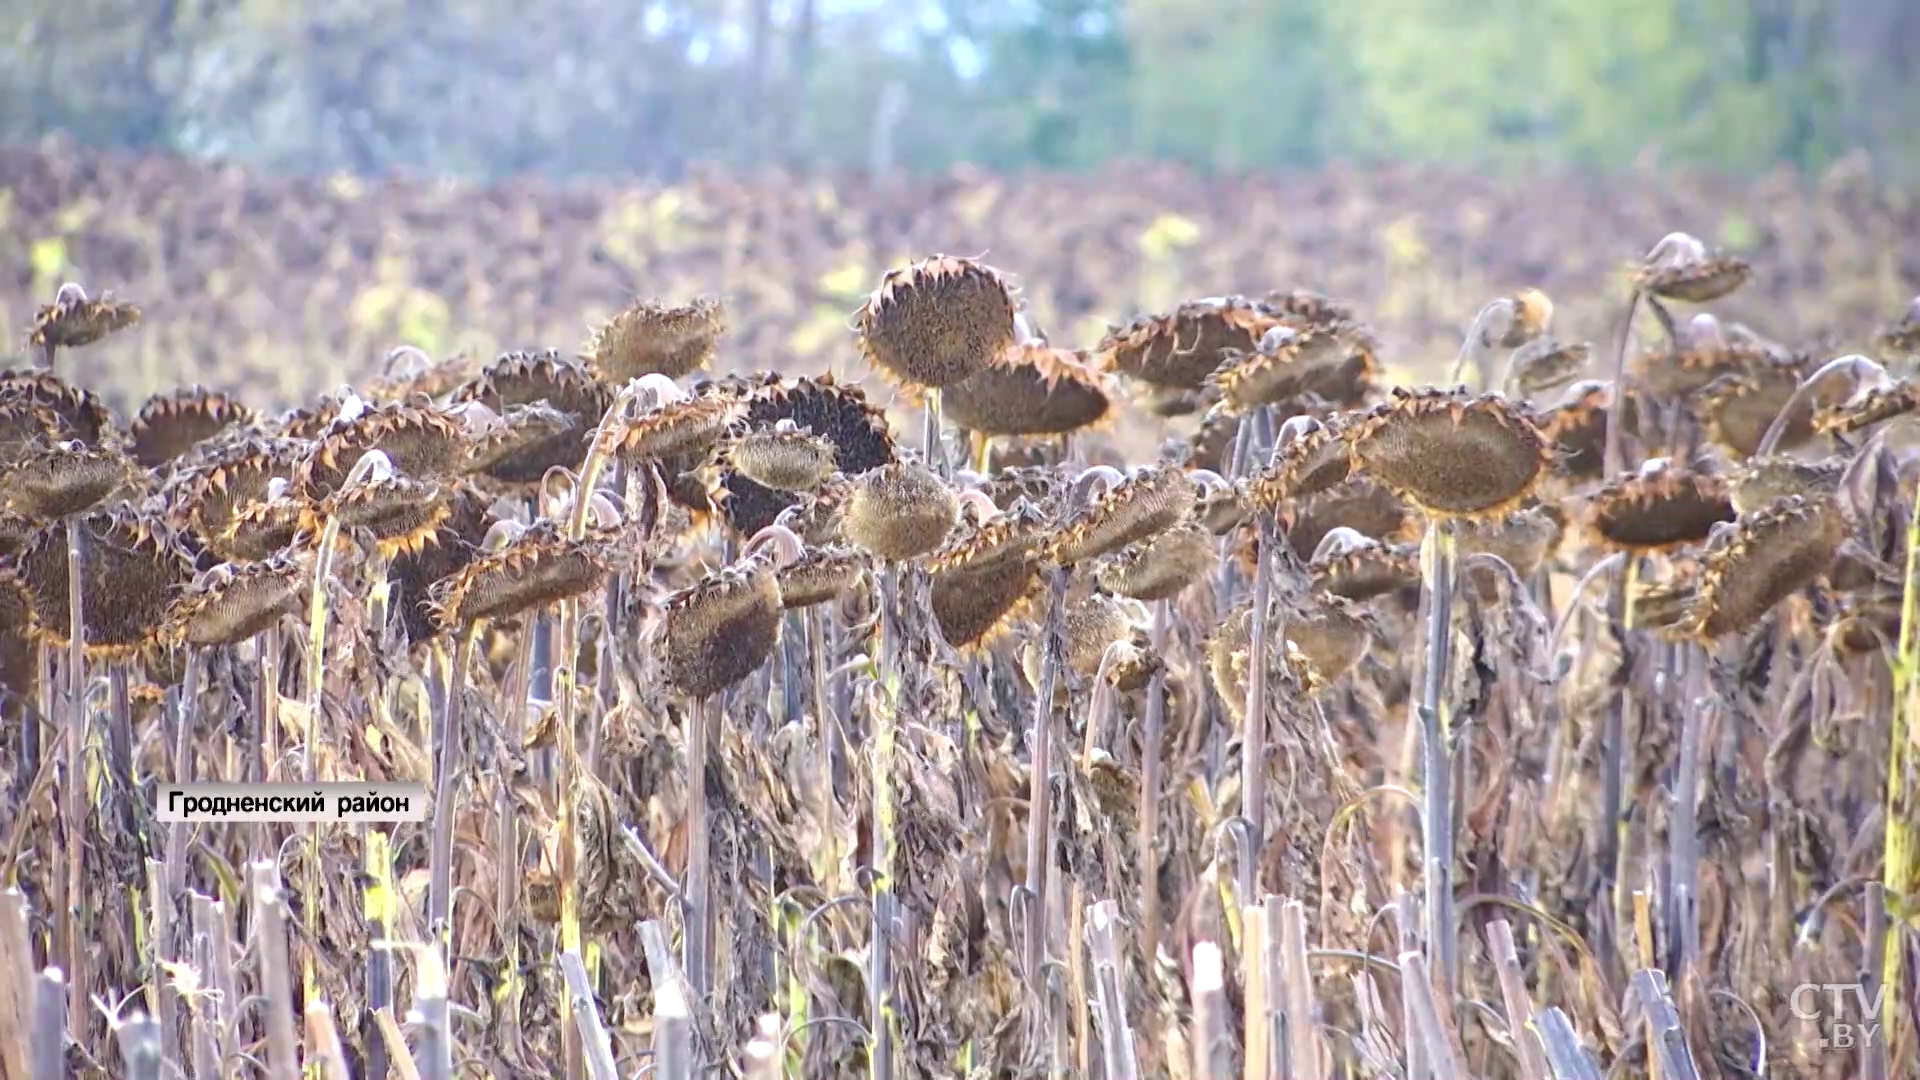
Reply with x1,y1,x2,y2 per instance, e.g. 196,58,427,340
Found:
0,0,1913,180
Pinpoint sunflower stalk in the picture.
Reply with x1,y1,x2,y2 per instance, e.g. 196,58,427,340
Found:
426,627,476,960
1418,521,1458,994
251,860,299,1080
869,563,903,1080
60,514,86,1052
301,447,395,1033
685,694,716,1013
1241,514,1277,903
1138,598,1170,975
1086,900,1138,1080
1022,565,1070,1018
31,968,64,1080
1883,466,1920,1050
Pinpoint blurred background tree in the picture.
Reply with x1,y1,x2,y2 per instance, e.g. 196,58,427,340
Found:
2,0,1916,180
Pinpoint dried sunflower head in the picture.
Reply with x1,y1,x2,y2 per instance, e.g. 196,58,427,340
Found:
1263,288,1361,330
1631,238,1752,304
1812,380,1920,437
1094,520,1216,601
840,459,958,562
1248,417,1352,511
0,576,33,707
1633,563,1700,634
1456,504,1564,581
1695,366,1810,458
717,373,896,538
313,474,452,558
618,389,740,465
1282,476,1412,560
1309,533,1421,602
6,503,196,657
1098,296,1283,390
0,438,137,520
942,343,1112,436
1058,592,1138,678
856,256,1018,389
0,399,62,468
26,283,141,351
1677,495,1844,638
389,485,494,644
430,519,614,629
1196,477,1250,535
0,369,117,447
1143,386,1207,418
927,504,1048,649
585,295,726,382
1184,403,1242,475
1209,325,1375,412
656,559,784,699
777,545,870,609
1049,464,1195,565
727,421,838,493
297,402,468,497
175,437,303,558
1284,591,1374,685
1730,456,1845,516
163,552,307,647
462,402,581,485
1496,288,1554,348
1503,338,1590,400
1207,600,1315,718
1348,388,1551,519
454,348,614,419
362,345,477,403
1586,463,1735,553
129,386,257,470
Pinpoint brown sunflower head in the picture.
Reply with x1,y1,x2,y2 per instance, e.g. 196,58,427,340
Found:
430,518,614,629
297,402,468,497
855,256,1018,389
1496,288,1554,349
0,575,34,706
462,402,582,485
362,345,478,403
1184,404,1242,475
942,343,1112,436
389,485,495,643
0,438,137,520
777,545,870,609
840,459,958,561
1209,325,1376,411
1676,495,1844,638
1207,599,1316,718
27,283,141,352
0,399,62,469
1631,236,1752,303
1049,464,1195,565
1262,288,1360,330
129,386,257,470
453,348,614,419
1094,520,1216,601
1457,504,1565,580
927,503,1049,649
1695,366,1810,458
1309,533,1422,602
1098,296,1282,391
1348,388,1551,519
1730,455,1846,515
174,437,303,559
1248,416,1352,511
1282,476,1413,560
1503,338,1590,400
1633,562,1701,635
716,373,896,539
1284,591,1373,685
1060,592,1139,677
0,369,117,447
6,503,196,657
164,552,307,647
728,421,839,493
585,295,726,382
1585,463,1735,553
656,559,784,699
1812,380,1920,438
618,390,740,464
1195,475,1250,535
313,474,452,558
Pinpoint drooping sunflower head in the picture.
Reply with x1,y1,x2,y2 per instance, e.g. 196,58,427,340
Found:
855,256,1019,390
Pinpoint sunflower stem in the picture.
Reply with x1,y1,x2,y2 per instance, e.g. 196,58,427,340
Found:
1240,516,1276,903
1603,289,1643,480
427,627,475,959
1023,565,1069,1021
684,693,714,1017
1139,598,1170,978
60,514,86,1054
1418,520,1458,997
